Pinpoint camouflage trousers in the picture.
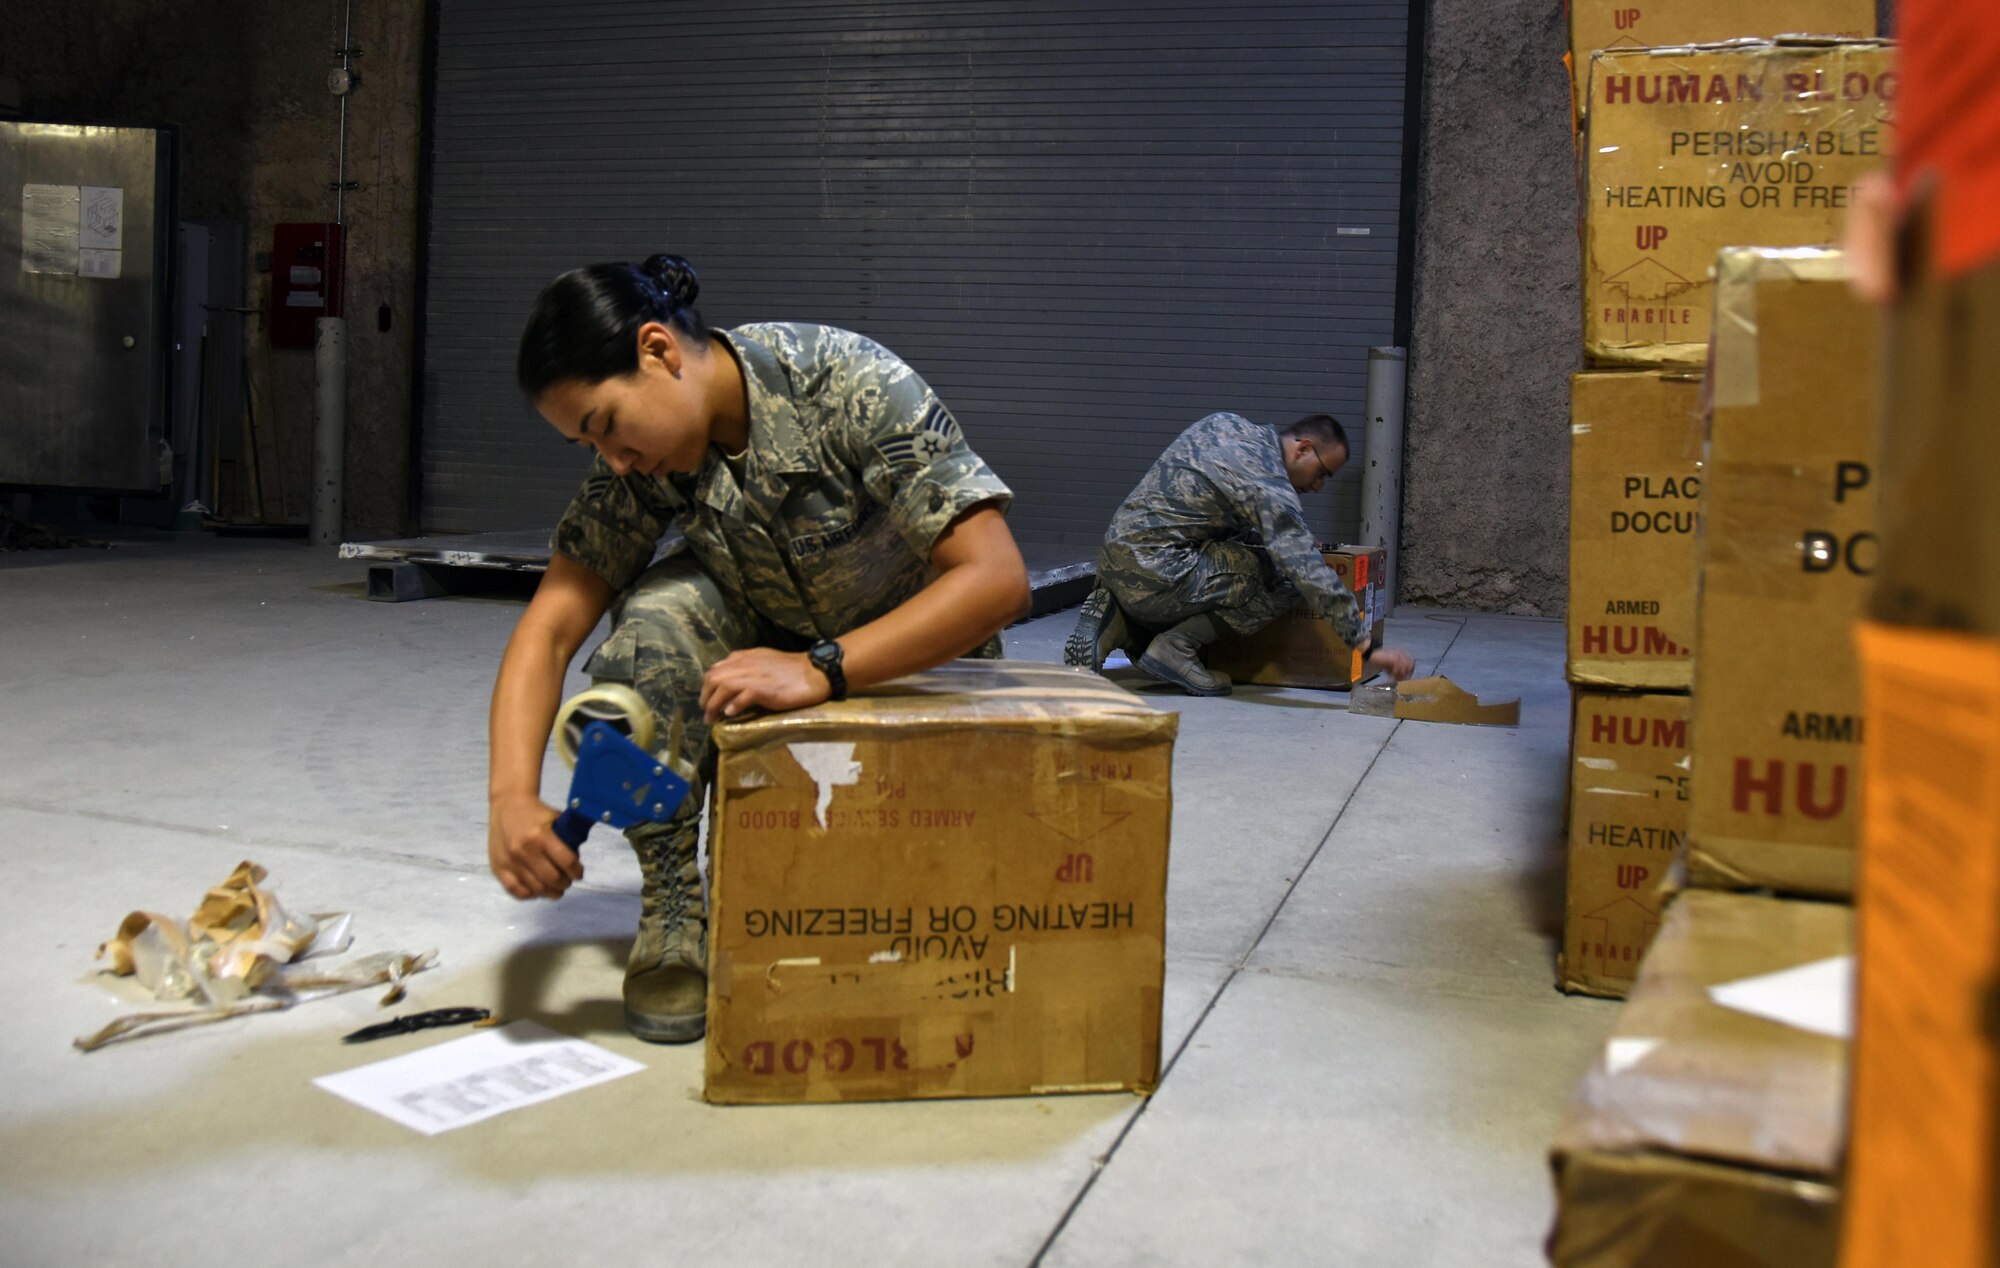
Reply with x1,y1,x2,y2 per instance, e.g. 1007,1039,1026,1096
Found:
581,553,805,855
1098,539,1301,637
582,550,1000,853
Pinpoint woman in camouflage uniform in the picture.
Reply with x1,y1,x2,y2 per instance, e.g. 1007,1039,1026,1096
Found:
488,255,1030,1043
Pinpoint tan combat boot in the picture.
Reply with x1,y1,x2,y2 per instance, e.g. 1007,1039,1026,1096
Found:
1065,585,1142,670
1137,613,1233,697
623,824,708,1044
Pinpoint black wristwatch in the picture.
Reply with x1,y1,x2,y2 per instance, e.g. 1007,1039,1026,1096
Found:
807,639,848,701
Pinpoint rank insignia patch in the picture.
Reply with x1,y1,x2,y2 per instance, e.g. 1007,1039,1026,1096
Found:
875,399,960,468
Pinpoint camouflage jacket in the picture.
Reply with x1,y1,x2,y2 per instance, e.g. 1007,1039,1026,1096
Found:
551,323,1012,639
1100,412,1364,647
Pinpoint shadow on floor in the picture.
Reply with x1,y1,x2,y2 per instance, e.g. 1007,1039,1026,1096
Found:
497,933,632,1041
1517,799,1571,946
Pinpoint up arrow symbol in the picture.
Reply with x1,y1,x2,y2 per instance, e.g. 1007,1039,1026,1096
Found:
1025,786,1133,844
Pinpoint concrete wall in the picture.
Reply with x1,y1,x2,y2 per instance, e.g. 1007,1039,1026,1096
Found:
0,0,422,538
1399,0,1577,617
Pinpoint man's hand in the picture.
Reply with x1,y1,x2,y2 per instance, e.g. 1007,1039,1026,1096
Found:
701,648,832,723
1367,647,1416,682
1842,170,1898,306
488,791,584,900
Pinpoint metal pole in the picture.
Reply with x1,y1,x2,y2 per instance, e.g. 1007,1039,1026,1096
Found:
313,0,355,546
313,316,347,545
335,0,352,227
1360,345,1408,607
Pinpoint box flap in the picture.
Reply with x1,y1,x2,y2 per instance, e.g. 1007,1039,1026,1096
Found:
1549,1147,1840,1268
1554,889,1852,1177
1709,247,1854,411
714,659,1179,749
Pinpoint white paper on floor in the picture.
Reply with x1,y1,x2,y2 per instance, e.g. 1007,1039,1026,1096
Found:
1603,1036,1661,1075
315,1021,645,1135
1707,954,1854,1040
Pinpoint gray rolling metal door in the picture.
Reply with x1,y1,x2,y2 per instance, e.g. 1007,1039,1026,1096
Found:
421,0,1409,548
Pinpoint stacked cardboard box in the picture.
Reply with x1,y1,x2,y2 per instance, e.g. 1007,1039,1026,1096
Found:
1552,248,1881,1268
1565,0,1877,130
1561,369,1701,998
1840,28,2000,1256
1205,545,1386,691
1557,690,1686,997
1566,370,1702,693
1561,362,1700,1000
1553,15,1895,1263
1560,30,1892,999
703,660,1176,1105
1548,890,1851,1267
1580,38,1894,366
1686,248,1880,898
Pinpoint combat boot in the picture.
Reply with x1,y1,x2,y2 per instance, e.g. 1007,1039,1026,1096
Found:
1137,614,1232,697
1065,586,1138,670
624,824,708,1044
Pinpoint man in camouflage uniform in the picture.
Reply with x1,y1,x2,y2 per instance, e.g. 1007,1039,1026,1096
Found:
1065,411,1368,696
551,322,1010,1042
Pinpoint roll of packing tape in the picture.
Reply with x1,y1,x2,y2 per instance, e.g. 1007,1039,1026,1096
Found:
553,682,657,768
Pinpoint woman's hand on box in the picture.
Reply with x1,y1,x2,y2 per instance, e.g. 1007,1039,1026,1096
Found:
701,648,832,723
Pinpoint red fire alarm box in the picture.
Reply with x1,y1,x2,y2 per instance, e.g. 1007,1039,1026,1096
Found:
270,222,343,348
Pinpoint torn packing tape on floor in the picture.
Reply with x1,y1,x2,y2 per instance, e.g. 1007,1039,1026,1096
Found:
1349,675,1522,726
76,859,437,1052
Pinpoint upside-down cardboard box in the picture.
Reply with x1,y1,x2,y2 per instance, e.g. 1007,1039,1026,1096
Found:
1582,38,1893,366
1567,370,1703,689
1547,889,1852,1268
1565,0,1878,126
1204,545,1387,690
1688,247,1879,898
1560,690,1688,998
703,660,1176,1105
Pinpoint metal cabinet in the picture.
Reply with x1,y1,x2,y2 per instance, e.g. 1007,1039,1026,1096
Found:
0,123,173,492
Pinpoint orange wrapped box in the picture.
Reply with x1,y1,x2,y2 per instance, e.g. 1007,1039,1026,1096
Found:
1842,625,2000,1268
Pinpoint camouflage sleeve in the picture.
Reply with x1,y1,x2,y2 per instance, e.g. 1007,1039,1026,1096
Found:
844,352,1013,558
549,456,670,592
1230,473,1367,649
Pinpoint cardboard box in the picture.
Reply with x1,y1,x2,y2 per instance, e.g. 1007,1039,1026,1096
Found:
1566,0,1878,125
1687,247,1878,898
1869,236,2000,635
1204,546,1386,690
1547,889,1852,1268
1559,690,1688,998
1581,39,1893,367
703,660,1176,1105
1842,624,2000,1268
1568,370,1703,688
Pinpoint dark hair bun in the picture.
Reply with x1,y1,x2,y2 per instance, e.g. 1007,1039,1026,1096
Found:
641,253,700,308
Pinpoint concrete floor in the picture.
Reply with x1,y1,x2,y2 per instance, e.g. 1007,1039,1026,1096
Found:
0,537,1617,1266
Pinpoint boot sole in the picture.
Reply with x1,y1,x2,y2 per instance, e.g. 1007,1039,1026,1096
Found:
1064,588,1114,669
1136,651,1233,697
624,1005,707,1045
